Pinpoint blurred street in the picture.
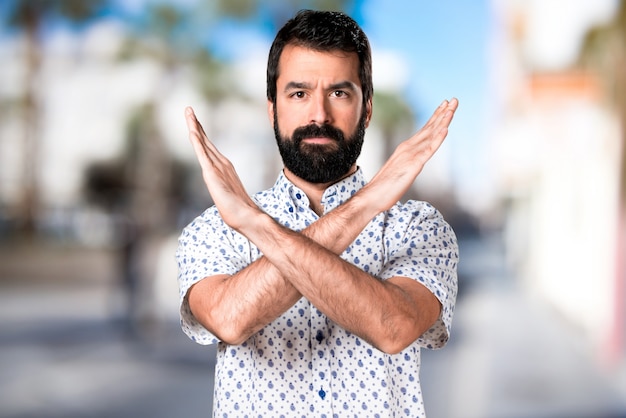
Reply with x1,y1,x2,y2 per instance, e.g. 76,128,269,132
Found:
1,0,625,417
1,232,625,418
0,239,215,418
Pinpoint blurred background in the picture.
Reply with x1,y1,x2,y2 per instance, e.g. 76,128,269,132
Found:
0,0,625,417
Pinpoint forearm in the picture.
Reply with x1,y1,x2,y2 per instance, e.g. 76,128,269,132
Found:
188,256,300,345
183,98,458,348
240,206,434,354
189,192,380,344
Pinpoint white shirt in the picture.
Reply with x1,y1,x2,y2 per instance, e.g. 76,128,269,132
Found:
177,169,458,417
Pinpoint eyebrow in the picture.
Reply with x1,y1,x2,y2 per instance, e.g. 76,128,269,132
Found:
283,80,358,92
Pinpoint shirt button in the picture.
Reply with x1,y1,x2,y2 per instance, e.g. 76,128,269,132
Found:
315,331,324,343
318,388,326,399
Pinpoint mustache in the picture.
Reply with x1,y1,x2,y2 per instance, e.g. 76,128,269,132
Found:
292,123,345,143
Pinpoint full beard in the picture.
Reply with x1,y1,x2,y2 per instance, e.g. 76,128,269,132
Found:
273,110,366,184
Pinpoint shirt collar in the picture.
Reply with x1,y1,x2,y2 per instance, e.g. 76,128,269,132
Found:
273,168,367,214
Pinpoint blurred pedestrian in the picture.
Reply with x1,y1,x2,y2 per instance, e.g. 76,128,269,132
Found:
177,9,458,417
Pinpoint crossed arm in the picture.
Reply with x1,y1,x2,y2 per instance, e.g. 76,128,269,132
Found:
185,98,458,354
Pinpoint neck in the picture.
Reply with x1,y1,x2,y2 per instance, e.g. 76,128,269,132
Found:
283,165,357,216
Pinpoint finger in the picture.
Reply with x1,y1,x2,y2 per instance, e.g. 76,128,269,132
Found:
414,99,458,153
427,111,457,153
184,108,237,187
429,98,458,134
421,100,449,130
448,97,459,111
429,98,459,126
430,109,454,142
185,107,210,155
185,107,222,159
185,106,208,137
184,107,217,170
405,101,452,146
184,106,199,135
185,108,207,153
435,98,458,122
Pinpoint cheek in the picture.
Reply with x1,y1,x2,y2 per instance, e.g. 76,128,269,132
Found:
275,103,300,133
339,108,364,134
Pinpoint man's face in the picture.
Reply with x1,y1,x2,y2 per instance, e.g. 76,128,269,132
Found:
269,45,372,184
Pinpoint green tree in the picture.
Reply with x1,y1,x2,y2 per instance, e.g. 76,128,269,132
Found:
211,0,356,28
372,91,415,160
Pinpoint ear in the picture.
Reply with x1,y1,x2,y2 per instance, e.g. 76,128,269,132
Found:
364,98,373,128
267,100,275,127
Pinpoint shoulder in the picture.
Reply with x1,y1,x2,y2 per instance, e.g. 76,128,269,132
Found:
384,200,457,247
387,200,446,226
178,205,237,251
181,206,223,234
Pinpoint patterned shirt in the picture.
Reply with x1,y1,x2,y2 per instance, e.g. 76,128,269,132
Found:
177,169,458,417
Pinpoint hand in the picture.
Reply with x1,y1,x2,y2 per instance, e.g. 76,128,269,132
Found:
363,98,458,213
185,107,260,230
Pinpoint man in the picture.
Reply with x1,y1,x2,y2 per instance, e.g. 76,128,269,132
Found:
177,9,459,417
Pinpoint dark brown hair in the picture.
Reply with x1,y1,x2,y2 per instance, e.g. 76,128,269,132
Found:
266,10,373,108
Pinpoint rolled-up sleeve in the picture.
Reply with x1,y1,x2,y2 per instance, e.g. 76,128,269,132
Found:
176,207,253,345
379,202,459,349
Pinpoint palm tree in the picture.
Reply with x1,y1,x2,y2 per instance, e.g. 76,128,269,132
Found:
211,0,357,28
5,0,108,236
372,91,415,160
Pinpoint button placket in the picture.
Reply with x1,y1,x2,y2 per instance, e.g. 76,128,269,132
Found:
310,308,332,413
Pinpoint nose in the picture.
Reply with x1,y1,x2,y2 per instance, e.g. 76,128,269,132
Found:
310,94,331,126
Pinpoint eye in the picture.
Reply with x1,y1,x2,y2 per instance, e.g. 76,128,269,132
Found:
290,91,306,99
331,90,348,98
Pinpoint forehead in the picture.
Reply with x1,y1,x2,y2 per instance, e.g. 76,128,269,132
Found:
277,44,361,86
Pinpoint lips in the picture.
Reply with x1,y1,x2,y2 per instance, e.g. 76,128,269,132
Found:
302,136,335,144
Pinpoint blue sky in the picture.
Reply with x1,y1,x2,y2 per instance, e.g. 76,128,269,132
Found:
360,0,491,194
362,1,489,110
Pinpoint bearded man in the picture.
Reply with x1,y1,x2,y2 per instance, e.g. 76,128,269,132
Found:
177,9,459,417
